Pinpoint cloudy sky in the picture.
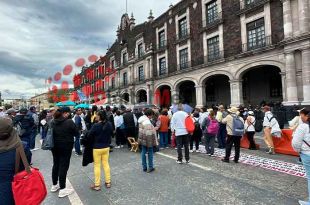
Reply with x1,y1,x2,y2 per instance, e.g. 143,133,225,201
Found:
0,0,179,99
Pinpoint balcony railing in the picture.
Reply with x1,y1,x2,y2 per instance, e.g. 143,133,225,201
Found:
207,50,224,62
242,35,272,52
156,40,167,51
176,28,190,42
203,12,223,28
178,61,190,70
240,0,268,10
137,50,145,59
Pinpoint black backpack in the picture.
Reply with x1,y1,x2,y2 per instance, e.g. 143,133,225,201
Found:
254,119,263,132
194,118,201,131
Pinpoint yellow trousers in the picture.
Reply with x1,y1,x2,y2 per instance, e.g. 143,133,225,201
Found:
93,148,111,186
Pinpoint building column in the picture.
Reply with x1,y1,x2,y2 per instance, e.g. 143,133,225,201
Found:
149,58,153,78
171,89,179,105
146,84,150,104
229,80,243,107
283,52,299,105
145,60,150,80
282,0,293,38
298,0,310,34
302,48,310,105
195,85,206,108
280,72,287,102
129,87,135,104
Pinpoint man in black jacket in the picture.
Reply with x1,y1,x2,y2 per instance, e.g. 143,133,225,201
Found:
123,108,137,149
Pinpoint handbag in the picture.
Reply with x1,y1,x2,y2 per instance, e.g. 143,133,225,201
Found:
12,144,47,205
41,123,54,150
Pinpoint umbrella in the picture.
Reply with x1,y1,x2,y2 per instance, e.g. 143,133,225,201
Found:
74,103,90,109
56,101,76,107
171,104,193,114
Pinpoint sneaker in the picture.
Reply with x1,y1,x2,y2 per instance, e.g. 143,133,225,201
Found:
115,146,121,149
160,147,164,150
265,148,271,153
120,145,124,148
143,168,147,172
298,200,310,205
51,184,60,193
210,154,215,157
58,188,74,198
189,150,194,153
165,147,169,149
174,147,177,150
176,160,183,164
147,168,155,173
268,147,275,155
186,160,190,164
75,152,82,156
196,150,200,153
221,159,230,163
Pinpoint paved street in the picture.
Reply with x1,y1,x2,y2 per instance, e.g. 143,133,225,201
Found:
32,137,307,205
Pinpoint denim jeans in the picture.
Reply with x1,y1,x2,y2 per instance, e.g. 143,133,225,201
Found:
159,132,168,148
141,146,154,170
217,123,227,148
30,128,37,149
301,153,310,204
205,133,216,155
74,134,82,154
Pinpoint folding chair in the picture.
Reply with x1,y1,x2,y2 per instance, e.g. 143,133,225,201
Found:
127,137,139,152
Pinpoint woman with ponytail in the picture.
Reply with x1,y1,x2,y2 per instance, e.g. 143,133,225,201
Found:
292,109,310,205
87,110,113,191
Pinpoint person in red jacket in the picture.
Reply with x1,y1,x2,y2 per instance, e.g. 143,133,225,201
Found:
157,109,170,149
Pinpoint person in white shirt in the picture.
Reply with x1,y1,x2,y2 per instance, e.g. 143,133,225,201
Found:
198,107,209,125
170,104,190,164
0,106,5,118
114,110,125,148
292,109,310,205
245,111,257,150
72,108,87,155
262,105,281,154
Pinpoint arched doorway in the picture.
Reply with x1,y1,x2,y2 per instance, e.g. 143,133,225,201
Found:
154,85,171,108
242,65,282,106
136,89,147,103
204,75,230,106
122,93,130,103
177,81,196,107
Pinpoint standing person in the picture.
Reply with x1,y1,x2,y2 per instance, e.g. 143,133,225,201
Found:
114,110,125,148
138,109,157,172
245,111,257,150
216,105,228,149
221,107,244,163
28,106,39,150
5,108,17,121
292,109,310,205
190,112,202,153
199,107,209,125
88,111,113,191
72,108,86,156
91,106,98,125
262,105,278,154
0,106,5,118
13,108,34,162
84,110,92,130
0,118,31,205
51,107,79,198
202,110,219,156
170,104,190,164
123,108,137,149
157,109,170,149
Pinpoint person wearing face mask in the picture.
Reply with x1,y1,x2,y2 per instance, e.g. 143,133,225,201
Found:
292,109,310,205
50,107,79,198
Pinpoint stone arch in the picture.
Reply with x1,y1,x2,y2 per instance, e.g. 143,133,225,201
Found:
198,70,234,86
235,60,285,80
173,77,198,91
154,82,173,91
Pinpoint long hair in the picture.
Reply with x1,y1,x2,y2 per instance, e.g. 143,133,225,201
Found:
97,110,107,124
209,110,215,120
53,109,62,119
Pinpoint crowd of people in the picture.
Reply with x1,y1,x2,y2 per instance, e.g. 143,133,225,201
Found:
0,102,309,205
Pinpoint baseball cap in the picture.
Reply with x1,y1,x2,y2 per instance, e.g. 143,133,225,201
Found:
19,108,28,114
0,106,4,110
6,108,17,115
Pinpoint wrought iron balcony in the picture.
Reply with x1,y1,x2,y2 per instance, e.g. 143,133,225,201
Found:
176,28,190,42
239,0,269,12
207,50,224,62
242,35,272,52
202,12,223,29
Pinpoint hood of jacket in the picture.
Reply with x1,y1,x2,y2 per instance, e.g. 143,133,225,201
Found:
54,116,66,125
138,115,150,125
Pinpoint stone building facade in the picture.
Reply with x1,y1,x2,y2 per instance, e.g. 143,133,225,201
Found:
73,0,310,108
